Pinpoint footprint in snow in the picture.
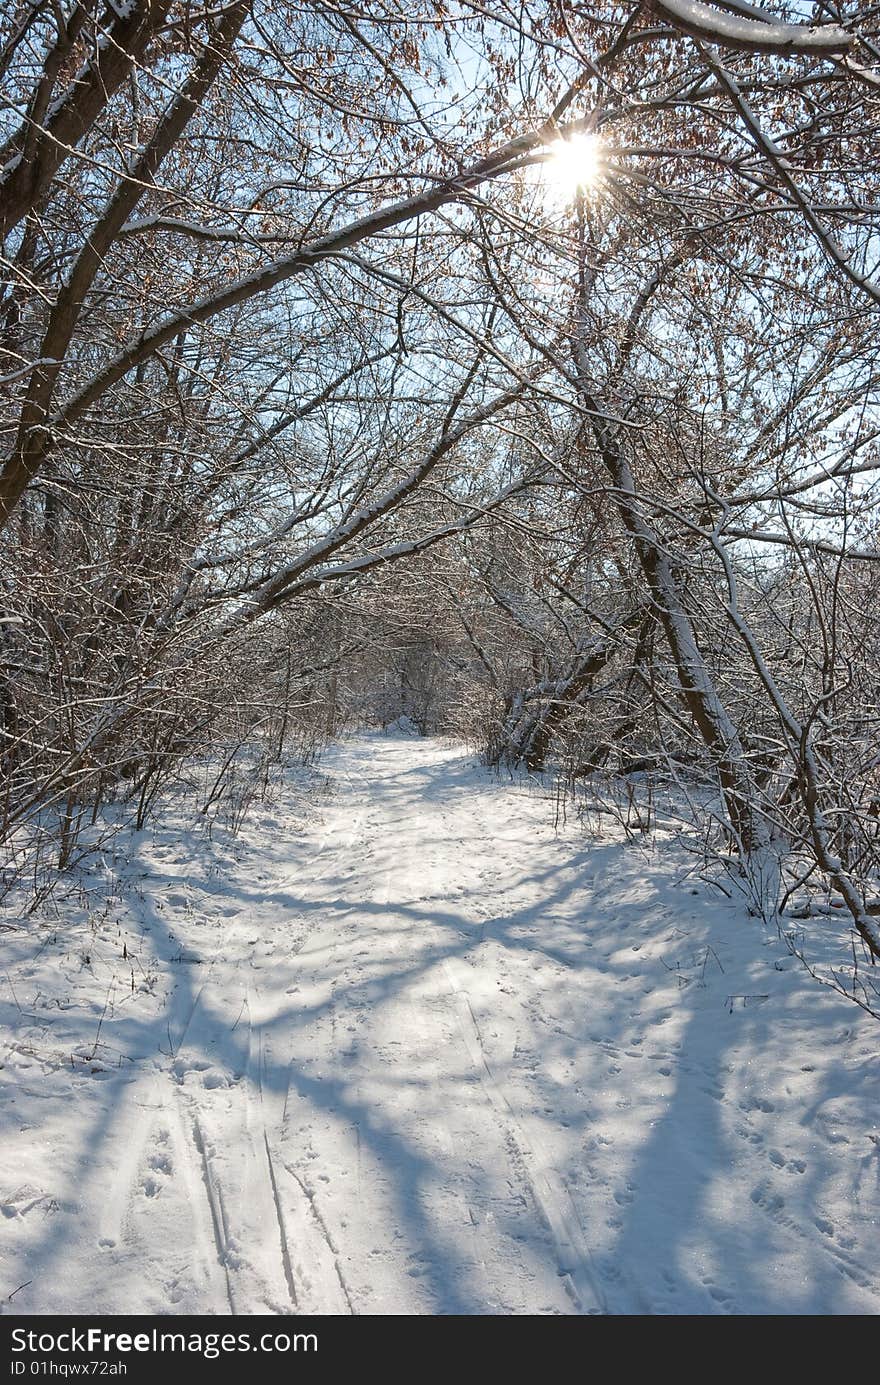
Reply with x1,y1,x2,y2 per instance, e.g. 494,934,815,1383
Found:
171,1058,210,1082
201,1069,232,1089
735,1124,763,1146
741,1095,775,1114
750,1184,785,1212
704,1282,734,1309
0,1186,47,1218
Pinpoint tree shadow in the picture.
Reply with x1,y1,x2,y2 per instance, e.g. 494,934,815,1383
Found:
3,738,877,1315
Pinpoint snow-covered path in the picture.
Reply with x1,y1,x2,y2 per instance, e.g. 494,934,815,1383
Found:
2,736,879,1315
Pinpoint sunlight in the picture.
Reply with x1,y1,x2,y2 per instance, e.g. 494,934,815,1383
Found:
543,131,604,202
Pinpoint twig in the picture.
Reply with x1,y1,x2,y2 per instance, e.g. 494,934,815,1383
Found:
87,980,115,1061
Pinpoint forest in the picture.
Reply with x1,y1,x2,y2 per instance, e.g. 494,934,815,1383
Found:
1,0,879,1320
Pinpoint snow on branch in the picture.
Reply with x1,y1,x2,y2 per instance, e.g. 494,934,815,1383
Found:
654,1,852,54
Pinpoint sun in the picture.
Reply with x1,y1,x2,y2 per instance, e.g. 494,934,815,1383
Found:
543,132,604,201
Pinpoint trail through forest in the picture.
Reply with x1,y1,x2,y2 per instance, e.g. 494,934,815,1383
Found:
1,737,878,1315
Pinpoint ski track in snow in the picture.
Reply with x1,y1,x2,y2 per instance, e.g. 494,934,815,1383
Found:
1,735,879,1315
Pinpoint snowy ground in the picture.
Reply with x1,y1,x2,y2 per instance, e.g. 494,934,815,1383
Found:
1,735,878,1316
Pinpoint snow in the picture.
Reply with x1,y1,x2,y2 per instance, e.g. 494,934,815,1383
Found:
654,1,851,54
1,736,878,1315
